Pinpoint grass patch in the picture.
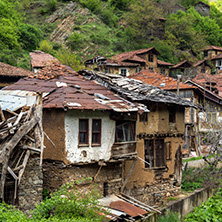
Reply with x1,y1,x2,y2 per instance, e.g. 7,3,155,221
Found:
182,156,203,163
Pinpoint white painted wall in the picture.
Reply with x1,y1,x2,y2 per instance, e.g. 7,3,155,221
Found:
65,110,115,164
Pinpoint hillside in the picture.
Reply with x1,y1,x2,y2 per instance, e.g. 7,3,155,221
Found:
2,0,222,70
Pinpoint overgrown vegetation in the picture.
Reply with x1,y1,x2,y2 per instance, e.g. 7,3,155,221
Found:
0,181,104,221
184,188,222,221
2,0,222,69
157,211,180,222
182,167,222,192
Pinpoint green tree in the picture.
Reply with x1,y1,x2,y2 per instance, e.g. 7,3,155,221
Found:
55,48,84,71
125,0,164,41
38,40,54,54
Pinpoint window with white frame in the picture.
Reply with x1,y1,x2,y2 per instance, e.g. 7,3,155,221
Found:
119,68,128,77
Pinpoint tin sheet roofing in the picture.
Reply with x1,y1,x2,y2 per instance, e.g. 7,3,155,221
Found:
30,51,59,68
0,62,33,77
130,70,196,90
99,195,147,218
3,64,146,112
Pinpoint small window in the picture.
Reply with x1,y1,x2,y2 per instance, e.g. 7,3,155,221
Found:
116,121,135,142
139,113,148,122
201,66,205,73
136,67,142,73
79,119,89,145
160,68,165,74
92,119,101,145
148,54,153,62
166,142,171,160
144,139,165,168
149,67,154,71
169,107,176,123
204,50,208,57
119,68,128,77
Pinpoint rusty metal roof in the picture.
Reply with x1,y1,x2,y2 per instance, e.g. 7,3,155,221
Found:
0,62,33,77
30,50,59,68
99,194,148,219
3,64,147,112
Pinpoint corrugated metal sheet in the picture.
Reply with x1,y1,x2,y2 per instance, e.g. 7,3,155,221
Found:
3,64,147,113
99,195,147,219
0,90,48,111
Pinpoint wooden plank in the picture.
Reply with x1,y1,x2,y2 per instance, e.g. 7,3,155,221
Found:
44,131,56,148
7,166,18,180
0,106,5,122
20,145,41,153
13,111,23,126
121,159,136,193
6,108,18,116
0,116,38,200
18,150,30,185
14,151,25,169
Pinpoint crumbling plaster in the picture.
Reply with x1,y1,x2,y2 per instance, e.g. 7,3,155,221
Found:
65,110,115,163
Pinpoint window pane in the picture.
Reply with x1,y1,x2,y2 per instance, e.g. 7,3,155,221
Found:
116,125,124,142
116,121,135,142
92,119,101,145
79,119,88,144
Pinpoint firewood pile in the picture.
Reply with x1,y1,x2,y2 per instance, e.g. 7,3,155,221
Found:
0,101,43,203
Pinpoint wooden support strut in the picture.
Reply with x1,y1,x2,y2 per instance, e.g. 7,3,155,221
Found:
121,159,136,193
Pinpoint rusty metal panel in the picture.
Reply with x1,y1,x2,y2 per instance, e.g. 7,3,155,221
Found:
109,200,147,217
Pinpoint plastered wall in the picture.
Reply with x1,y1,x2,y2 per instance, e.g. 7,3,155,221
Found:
64,110,115,164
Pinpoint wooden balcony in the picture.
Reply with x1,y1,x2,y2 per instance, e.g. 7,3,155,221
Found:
110,141,137,161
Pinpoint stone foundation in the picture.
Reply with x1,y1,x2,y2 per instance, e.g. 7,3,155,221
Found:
18,155,43,214
125,178,181,206
43,161,123,196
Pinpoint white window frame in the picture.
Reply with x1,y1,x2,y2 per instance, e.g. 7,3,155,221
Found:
119,68,129,77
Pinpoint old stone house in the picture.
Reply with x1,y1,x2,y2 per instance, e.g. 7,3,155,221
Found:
80,70,195,205
193,59,212,75
201,45,222,60
170,60,193,77
211,52,222,73
195,1,210,17
0,62,33,88
84,47,173,76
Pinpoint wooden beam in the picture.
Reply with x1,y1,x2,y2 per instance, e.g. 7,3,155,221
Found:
7,166,18,180
0,106,5,122
121,159,136,193
18,150,30,185
0,117,38,200
20,145,41,153
5,108,18,116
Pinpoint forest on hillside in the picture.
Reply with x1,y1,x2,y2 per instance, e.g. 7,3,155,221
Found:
2,0,222,70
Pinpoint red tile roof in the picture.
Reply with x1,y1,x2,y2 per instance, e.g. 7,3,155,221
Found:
112,47,160,62
0,62,33,77
5,64,141,112
172,60,192,69
201,45,222,51
30,51,60,68
129,69,195,90
192,73,217,85
211,52,222,60
157,59,173,66
193,59,211,67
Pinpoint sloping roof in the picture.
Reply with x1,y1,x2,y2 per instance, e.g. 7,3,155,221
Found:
172,60,192,69
195,1,210,7
4,64,146,113
192,73,217,85
211,52,222,60
193,59,212,68
130,70,195,91
112,47,160,62
157,59,174,66
0,62,33,77
79,70,196,108
105,59,140,67
201,45,222,51
30,50,60,68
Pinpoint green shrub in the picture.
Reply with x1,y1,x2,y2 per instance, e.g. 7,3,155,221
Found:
157,211,180,222
67,32,84,50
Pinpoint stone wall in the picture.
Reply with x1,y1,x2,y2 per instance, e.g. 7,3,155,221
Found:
43,161,123,196
18,155,43,214
125,178,180,206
